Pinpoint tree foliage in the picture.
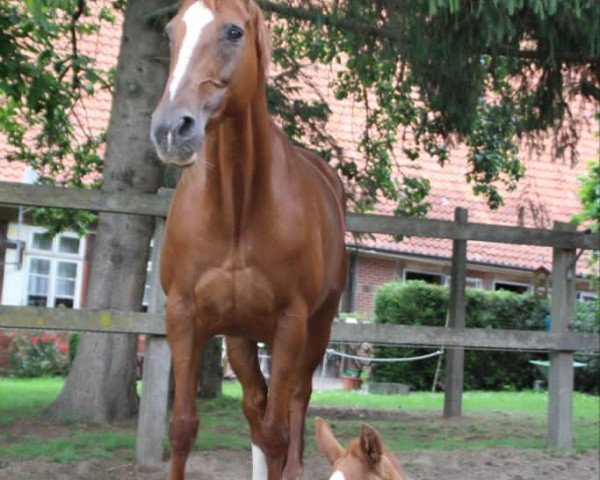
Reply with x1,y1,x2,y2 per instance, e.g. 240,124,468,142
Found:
259,0,599,213
0,0,122,234
572,141,600,284
1,0,598,226
573,158,600,233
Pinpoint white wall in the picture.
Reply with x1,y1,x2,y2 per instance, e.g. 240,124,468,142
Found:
1,222,29,306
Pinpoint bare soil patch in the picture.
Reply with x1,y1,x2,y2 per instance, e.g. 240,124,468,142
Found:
1,448,598,480
1,408,597,479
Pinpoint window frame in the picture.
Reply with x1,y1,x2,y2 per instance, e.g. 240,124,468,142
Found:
403,269,446,285
28,229,84,257
465,277,484,289
23,228,85,309
576,291,598,303
492,280,531,294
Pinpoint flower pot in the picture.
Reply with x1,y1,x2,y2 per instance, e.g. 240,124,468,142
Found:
341,375,362,390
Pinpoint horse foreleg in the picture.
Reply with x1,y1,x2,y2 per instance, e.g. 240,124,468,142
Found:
225,336,269,480
262,306,307,480
281,377,311,480
166,299,204,480
283,298,338,480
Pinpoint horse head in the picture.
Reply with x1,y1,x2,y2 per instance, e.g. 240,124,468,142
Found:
315,417,407,480
150,0,270,166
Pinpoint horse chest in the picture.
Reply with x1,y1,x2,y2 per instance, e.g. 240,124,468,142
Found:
192,264,277,336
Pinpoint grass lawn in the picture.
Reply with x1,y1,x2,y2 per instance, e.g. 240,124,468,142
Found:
0,377,598,463
0,377,64,425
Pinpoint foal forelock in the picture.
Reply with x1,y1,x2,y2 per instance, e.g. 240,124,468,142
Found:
169,1,215,101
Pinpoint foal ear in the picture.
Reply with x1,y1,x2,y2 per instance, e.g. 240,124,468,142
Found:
315,417,346,464
249,1,271,76
359,424,383,468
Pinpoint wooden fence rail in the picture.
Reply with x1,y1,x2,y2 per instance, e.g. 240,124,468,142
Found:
2,305,598,352
1,181,598,461
1,181,598,248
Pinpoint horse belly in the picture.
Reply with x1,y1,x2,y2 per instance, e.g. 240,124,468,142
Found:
193,267,276,336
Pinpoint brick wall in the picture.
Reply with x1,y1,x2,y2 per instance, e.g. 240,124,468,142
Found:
354,255,398,315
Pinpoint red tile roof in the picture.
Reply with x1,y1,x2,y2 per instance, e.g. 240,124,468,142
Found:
0,8,596,273
309,64,597,272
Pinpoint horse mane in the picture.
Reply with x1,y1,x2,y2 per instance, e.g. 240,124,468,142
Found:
249,0,271,76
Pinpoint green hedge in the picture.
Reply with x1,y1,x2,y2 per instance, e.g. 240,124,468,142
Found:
371,281,599,393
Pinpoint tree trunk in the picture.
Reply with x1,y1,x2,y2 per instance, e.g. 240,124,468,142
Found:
198,337,223,399
48,0,169,423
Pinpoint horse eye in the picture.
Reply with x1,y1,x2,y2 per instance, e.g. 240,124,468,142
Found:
226,24,244,42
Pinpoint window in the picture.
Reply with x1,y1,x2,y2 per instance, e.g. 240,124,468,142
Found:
27,258,51,306
577,291,598,303
30,231,82,256
404,270,445,285
31,233,53,251
493,281,530,294
58,236,80,254
25,230,84,308
466,278,483,289
444,277,483,289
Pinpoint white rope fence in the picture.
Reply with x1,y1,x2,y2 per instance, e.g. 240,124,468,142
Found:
259,349,443,363
325,348,443,363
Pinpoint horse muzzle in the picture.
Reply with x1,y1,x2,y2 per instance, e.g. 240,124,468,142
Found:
150,108,205,166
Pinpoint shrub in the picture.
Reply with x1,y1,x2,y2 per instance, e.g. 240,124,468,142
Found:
8,333,70,377
69,332,81,363
371,280,598,392
574,300,600,394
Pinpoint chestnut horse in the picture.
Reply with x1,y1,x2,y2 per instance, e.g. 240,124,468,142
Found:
315,417,407,480
149,1,346,479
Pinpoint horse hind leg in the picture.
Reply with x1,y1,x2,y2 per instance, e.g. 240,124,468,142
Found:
225,336,269,480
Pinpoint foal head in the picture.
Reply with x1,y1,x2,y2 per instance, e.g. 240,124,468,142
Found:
315,417,407,480
151,0,270,166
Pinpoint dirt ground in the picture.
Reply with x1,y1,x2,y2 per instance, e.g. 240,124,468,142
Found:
1,405,598,480
1,447,598,480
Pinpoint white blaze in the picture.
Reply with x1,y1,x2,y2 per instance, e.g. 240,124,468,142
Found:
329,472,346,480
252,443,268,480
169,1,214,101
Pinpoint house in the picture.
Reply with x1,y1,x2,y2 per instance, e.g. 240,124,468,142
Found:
1,3,597,319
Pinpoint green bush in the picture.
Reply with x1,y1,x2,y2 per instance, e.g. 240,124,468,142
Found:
69,332,81,363
574,300,600,394
8,333,70,377
372,281,598,392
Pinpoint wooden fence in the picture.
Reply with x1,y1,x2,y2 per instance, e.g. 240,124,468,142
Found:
0,181,598,465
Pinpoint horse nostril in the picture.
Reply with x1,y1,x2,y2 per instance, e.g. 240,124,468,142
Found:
175,115,196,140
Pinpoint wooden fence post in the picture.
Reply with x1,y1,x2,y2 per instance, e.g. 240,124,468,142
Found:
547,221,577,449
136,217,171,467
444,207,468,418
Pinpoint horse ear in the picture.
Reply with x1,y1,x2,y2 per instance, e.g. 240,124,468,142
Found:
359,424,383,468
250,1,271,76
315,417,346,464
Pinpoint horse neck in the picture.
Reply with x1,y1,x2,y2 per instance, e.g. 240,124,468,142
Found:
202,86,273,234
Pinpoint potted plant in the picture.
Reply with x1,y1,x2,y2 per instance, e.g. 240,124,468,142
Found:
334,313,373,391
341,368,362,390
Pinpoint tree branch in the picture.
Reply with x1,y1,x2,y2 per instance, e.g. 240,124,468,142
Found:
256,0,599,65
69,0,86,88
142,0,599,64
258,0,400,40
